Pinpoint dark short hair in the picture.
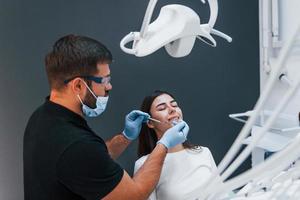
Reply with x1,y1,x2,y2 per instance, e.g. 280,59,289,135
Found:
138,90,197,158
45,34,113,90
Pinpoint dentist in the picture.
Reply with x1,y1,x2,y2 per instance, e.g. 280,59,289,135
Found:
23,34,189,200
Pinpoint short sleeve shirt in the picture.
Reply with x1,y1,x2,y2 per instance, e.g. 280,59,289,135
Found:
23,98,124,200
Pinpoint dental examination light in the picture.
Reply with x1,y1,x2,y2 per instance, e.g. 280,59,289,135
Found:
120,0,232,57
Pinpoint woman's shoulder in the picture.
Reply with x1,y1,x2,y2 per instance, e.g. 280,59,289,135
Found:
135,154,149,167
186,146,212,155
199,146,211,152
186,145,208,151
134,154,150,174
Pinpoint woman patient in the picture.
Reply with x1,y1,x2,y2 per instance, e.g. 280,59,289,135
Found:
134,90,218,200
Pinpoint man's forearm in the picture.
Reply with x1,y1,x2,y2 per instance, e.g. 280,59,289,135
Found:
133,144,168,199
105,133,131,159
102,144,167,200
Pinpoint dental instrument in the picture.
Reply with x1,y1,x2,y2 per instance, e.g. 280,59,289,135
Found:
148,117,162,123
120,0,232,57
229,111,300,133
148,117,180,126
207,133,300,199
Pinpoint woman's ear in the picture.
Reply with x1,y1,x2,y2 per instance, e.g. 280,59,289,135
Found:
147,120,155,129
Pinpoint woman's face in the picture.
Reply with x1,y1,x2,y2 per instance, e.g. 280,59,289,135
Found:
147,93,183,138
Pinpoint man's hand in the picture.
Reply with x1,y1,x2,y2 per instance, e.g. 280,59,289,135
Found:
122,110,150,140
157,121,189,149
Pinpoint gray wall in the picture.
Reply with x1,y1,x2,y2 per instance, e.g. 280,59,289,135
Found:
0,0,259,199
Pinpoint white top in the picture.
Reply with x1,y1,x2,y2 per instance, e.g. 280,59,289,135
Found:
134,147,218,200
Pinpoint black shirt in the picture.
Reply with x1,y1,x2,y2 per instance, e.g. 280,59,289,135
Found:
23,99,124,200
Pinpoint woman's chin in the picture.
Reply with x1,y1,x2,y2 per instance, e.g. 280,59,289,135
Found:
159,125,173,134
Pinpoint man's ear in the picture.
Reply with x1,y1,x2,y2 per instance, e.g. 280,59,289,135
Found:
71,78,84,94
147,120,155,129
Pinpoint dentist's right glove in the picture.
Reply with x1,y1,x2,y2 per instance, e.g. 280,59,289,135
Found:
122,110,150,140
157,121,189,149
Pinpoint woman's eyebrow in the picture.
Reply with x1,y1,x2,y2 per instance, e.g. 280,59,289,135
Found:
156,100,176,108
156,102,166,108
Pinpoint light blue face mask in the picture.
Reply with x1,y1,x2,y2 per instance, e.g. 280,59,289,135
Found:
77,81,109,117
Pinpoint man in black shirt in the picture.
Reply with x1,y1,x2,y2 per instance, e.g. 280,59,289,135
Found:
23,34,190,200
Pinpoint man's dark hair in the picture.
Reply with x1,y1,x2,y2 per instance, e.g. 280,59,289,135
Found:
45,34,113,90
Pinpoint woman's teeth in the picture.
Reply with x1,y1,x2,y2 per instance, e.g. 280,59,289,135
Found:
169,118,181,126
169,117,179,122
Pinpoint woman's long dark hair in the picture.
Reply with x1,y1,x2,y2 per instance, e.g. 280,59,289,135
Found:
138,90,197,158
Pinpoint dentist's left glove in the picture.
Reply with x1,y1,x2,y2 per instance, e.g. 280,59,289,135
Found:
122,110,150,140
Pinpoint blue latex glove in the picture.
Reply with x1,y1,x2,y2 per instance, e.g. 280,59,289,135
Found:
157,121,189,149
122,110,150,140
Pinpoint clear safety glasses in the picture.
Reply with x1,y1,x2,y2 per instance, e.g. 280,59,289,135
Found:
64,75,111,85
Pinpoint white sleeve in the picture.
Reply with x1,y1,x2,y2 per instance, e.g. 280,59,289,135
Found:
134,159,143,174
134,157,157,200
148,190,157,200
206,148,218,171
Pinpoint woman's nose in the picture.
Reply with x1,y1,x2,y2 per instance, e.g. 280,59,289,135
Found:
168,106,176,114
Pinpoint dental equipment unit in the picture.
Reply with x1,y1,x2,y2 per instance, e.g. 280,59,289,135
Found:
195,22,300,200
120,0,232,57
120,0,300,198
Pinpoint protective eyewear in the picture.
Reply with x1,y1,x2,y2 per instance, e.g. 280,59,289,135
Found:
64,75,111,85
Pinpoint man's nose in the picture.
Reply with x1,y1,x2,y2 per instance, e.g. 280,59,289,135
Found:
106,83,112,90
